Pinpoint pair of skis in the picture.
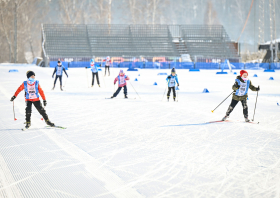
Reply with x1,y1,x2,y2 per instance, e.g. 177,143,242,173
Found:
22,125,66,131
105,97,136,100
206,120,259,124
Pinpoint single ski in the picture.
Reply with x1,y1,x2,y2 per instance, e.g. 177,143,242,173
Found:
46,125,67,129
22,127,30,131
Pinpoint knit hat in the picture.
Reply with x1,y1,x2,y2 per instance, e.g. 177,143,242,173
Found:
120,69,123,73
171,68,176,73
26,71,35,78
240,70,248,77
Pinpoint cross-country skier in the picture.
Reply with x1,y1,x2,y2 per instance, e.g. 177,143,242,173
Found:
10,71,55,130
103,56,111,76
166,68,179,101
111,69,130,98
222,70,260,122
52,60,68,91
90,59,100,87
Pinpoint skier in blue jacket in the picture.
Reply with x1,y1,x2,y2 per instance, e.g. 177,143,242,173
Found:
52,61,68,91
90,59,100,87
166,68,179,101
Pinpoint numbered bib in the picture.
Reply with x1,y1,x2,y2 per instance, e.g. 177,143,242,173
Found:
236,81,247,96
169,78,175,87
57,67,63,75
27,82,37,99
119,76,125,84
91,63,97,73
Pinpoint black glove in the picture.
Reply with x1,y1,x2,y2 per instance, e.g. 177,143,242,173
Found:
235,82,240,89
167,76,171,79
10,96,16,102
67,75,69,78
43,100,47,107
177,83,179,87
256,86,260,91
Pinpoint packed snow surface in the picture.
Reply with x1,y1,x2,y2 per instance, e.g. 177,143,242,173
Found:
0,64,280,198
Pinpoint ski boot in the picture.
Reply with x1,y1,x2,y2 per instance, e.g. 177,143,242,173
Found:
124,95,128,99
173,97,176,102
111,96,115,99
52,86,55,90
222,115,229,121
245,117,250,122
98,84,100,87
24,122,31,129
45,119,55,127
91,85,93,87
60,85,63,91
167,96,170,102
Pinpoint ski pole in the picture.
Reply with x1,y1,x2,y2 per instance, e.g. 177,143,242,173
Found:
161,82,168,101
13,101,17,121
85,67,89,88
100,70,106,88
211,90,234,113
176,87,179,102
252,89,259,121
63,77,68,88
128,81,141,99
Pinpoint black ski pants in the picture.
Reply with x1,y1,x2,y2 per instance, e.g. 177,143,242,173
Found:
92,72,100,85
25,100,49,123
167,87,176,98
54,75,62,86
226,99,248,118
105,66,110,76
113,85,127,97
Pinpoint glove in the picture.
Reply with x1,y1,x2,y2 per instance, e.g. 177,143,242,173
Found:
67,75,69,78
43,100,47,107
167,76,171,79
235,82,240,89
177,83,179,87
52,76,54,78
10,96,16,102
256,86,260,91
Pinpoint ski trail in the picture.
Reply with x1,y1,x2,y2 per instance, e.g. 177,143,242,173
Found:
41,128,143,198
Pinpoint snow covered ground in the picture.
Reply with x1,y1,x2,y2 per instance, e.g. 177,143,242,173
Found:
0,64,280,198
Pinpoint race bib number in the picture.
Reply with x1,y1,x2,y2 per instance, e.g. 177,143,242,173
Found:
57,67,62,75
169,78,175,87
27,83,37,99
237,82,247,96
119,76,125,84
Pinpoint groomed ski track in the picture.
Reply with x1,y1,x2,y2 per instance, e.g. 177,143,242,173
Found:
0,64,280,198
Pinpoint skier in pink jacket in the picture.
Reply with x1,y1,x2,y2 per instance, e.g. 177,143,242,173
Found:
111,70,130,98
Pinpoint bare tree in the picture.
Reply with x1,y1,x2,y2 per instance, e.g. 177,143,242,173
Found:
0,0,50,63
204,0,220,25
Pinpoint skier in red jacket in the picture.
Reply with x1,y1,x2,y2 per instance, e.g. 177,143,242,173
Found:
10,71,55,129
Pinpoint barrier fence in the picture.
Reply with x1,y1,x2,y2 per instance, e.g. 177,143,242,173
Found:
49,61,280,70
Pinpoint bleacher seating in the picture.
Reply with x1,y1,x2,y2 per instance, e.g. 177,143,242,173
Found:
42,24,239,62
